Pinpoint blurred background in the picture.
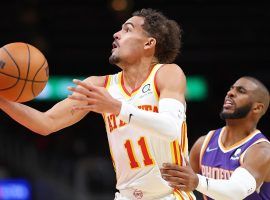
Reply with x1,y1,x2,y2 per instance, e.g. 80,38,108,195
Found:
0,0,269,199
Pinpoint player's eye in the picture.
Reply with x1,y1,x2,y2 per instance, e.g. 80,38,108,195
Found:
237,87,246,94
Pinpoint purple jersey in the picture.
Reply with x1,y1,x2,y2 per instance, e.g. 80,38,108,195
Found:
200,127,270,200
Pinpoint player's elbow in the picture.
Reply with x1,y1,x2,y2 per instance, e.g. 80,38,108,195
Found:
32,128,54,136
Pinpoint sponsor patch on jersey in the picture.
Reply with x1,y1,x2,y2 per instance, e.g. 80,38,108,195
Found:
133,189,143,199
142,84,151,93
230,148,241,160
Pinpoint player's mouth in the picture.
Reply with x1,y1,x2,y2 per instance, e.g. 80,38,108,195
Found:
223,97,235,109
112,41,119,51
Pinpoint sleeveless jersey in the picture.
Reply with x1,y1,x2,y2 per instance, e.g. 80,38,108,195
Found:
200,127,270,200
103,64,195,200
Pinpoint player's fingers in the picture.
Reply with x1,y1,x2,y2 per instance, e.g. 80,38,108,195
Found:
73,79,98,92
68,87,101,101
162,175,182,182
162,163,181,170
68,86,92,96
161,168,188,179
68,95,97,104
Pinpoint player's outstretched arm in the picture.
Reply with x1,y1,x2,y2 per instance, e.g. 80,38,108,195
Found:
161,139,269,200
0,76,106,136
68,64,186,141
242,142,270,188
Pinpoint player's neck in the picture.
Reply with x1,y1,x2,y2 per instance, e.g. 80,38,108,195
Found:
122,61,156,92
222,120,257,146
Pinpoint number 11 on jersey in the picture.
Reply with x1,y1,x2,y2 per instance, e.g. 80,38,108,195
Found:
124,137,155,169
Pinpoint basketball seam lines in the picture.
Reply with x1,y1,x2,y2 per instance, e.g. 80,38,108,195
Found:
0,71,48,82
31,59,47,97
15,44,31,102
1,47,21,91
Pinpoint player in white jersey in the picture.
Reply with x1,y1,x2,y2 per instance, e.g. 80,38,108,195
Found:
0,8,195,199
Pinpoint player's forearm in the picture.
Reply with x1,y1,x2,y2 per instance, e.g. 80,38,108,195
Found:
196,167,256,200
0,98,54,135
118,98,185,141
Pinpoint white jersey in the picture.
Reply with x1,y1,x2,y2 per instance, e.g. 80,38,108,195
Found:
103,64,195,200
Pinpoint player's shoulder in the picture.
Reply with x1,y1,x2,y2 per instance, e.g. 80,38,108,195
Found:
156,63,186,85
157,63,185,76
245,141,270,169
193,135,207,149
83,75,107,87
248,141,270,156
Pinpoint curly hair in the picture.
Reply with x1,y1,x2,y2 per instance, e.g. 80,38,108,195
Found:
132,8,182,63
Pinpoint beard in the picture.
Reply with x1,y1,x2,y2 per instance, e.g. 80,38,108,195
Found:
109,54,120,65
220,103,252,120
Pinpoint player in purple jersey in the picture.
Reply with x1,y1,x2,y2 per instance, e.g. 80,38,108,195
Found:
161,76,270,200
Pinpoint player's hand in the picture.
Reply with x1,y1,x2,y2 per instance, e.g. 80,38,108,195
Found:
160,159,199,192
68,79,121,115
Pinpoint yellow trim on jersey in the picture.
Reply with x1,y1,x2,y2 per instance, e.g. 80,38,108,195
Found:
199,130,215,170
174,190,184,200
153,82,159,101
174,189,196,200
152,64,163,101
239,138,269,165
170,140,182,166
105,75,111,89
218,127,261,152
181,122,188,156
187,192,196,200
170,142,177,164
117,64,163,99
170,122,188,166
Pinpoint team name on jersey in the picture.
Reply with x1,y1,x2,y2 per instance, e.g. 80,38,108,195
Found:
106,105,158,133
201,165,233,180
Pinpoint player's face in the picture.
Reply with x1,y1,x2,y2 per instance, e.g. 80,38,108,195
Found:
109,16,150,66
220,78,257,120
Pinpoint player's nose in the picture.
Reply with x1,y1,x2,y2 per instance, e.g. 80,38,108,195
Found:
113,31,121,40
227,88,236,97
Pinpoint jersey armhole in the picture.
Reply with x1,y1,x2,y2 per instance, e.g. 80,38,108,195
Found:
153,64,165,98
199,130,215,171
104,75,110,89
239,138,270,165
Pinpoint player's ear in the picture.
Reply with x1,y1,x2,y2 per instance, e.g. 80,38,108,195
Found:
144,37,156,50
253,102,264,115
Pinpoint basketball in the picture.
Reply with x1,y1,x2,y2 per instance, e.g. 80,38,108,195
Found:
0,42,49,102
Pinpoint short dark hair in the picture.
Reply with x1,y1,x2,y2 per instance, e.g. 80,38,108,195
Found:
133,8,182,64
243,76,270,115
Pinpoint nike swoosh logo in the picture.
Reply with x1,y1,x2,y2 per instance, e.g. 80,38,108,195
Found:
206,147,218,152
128,114,133,123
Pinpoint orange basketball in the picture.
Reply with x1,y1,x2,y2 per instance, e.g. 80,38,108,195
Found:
0,42,49,102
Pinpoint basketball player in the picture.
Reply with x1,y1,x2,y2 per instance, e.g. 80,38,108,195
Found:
0,9,195,200
161,76,270,200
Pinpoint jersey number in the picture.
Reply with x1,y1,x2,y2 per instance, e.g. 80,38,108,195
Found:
124,137,154,169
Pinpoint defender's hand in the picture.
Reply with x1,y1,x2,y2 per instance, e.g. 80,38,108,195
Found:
160,159,199,192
